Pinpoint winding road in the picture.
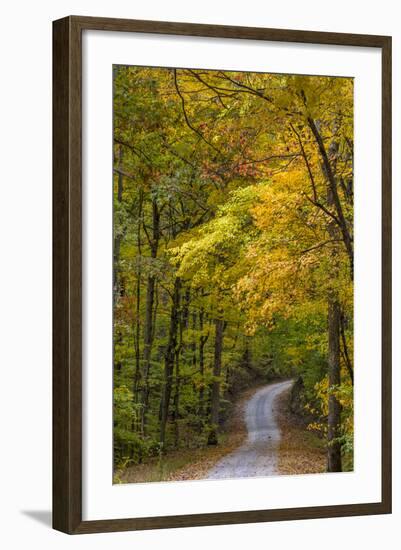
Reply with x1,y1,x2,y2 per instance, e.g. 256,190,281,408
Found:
207,380,294,480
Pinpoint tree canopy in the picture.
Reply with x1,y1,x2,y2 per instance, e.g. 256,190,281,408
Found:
113,65,354,478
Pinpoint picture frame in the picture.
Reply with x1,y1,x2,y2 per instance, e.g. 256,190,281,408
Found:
53,15,392,534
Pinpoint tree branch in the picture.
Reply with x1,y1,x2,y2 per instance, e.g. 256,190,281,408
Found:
307,116,354,277
290,123,318,202
173,70,223,156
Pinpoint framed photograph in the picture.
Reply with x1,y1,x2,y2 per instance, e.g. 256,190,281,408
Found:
53,16,392,534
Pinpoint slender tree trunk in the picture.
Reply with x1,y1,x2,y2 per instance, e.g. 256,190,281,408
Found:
191,311,197,369
326,165,343,473
133,273,141,394
327,298,342,472
173,289,189,446
131,191,143,440
340,311,353,385
133,190,143,400
198,306,208,419
208,313,225,445
113,146,124,373
160,277,181,447
173,353,180,448
173,307,184,448
141,197,160,434
113,145,124,304
182,289,190,328
191,310,197,412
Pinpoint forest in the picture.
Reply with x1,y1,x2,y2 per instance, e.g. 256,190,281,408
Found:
113,65,354,482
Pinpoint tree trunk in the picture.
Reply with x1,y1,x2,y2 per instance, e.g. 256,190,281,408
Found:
208,314,224,445
113,145,124,305
132,191,143,440
340,311,354,385
133,189,143,400
113,146,124,373
327,298,342,472
141,197,160,434
191,311,197,368
173,288,189,446
160,277,181,447
173,307,184,448
325,158,343,473
198,306,208,419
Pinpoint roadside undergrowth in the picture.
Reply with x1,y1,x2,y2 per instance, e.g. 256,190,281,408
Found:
115,385,262,484
276,388,326,475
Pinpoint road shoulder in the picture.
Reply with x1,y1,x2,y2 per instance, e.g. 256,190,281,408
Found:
276,387,326,476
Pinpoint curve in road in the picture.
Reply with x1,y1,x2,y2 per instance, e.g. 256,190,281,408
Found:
207,379,294,480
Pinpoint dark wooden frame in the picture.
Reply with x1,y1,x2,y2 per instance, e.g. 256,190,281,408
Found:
53,15,392,534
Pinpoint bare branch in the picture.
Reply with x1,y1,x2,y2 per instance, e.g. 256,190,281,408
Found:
173,70,223,156
290,123,318,202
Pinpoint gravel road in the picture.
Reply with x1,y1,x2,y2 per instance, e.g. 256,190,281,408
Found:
206,380,294,480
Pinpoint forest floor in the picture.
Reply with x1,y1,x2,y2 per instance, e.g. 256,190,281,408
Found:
115,380,326,484
276,387,326,475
